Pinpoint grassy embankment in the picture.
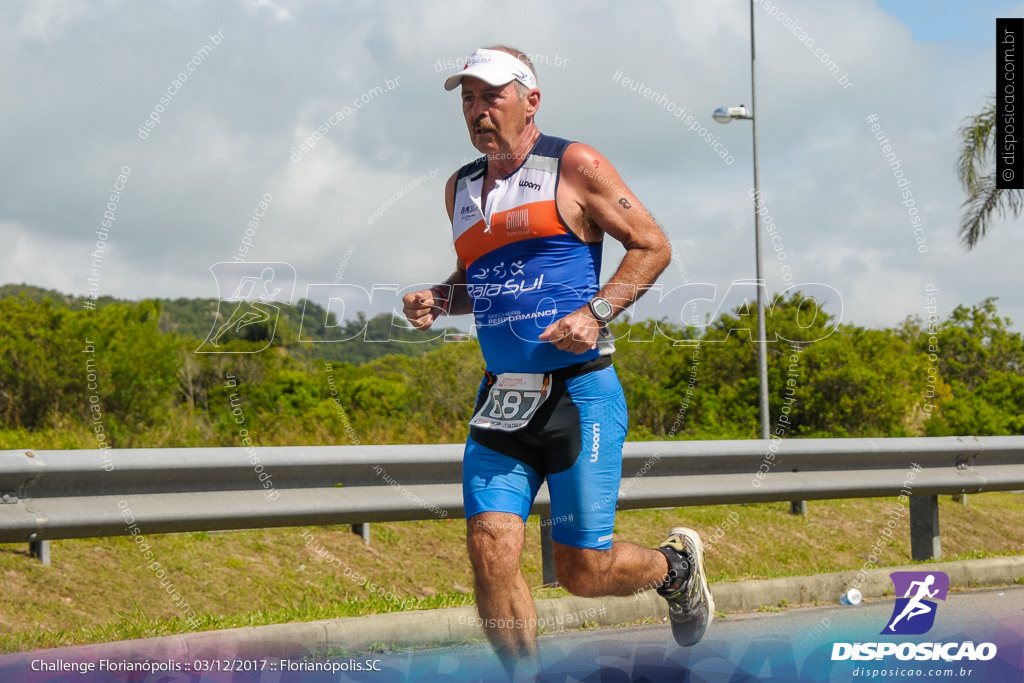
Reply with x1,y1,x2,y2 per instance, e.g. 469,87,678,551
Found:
2,492,1022,653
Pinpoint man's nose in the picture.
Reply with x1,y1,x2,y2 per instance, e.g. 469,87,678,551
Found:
469,100,490,120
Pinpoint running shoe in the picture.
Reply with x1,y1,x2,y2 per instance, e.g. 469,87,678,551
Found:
657,526,714,647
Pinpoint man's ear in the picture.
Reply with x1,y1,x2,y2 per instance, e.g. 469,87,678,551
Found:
525,89,541,117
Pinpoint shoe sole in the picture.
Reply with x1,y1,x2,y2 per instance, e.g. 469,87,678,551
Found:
666,526,714,646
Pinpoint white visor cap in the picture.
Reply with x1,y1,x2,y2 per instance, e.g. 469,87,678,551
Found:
444,48,537,92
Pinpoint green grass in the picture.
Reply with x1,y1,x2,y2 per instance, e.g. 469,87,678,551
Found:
0,593,477,654
1,493,1021,653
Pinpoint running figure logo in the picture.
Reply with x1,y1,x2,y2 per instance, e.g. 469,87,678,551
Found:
196,262,296,353
881,571,949,635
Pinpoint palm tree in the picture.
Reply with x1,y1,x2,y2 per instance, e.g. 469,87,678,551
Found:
956,97,1023,249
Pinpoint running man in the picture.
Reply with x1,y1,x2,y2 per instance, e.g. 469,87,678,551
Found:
887,574,939,632
402,46,713,674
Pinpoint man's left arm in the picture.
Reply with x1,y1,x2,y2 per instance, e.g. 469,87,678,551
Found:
539,144,672,353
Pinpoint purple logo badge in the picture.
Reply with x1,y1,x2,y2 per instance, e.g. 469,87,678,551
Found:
881,571,949,635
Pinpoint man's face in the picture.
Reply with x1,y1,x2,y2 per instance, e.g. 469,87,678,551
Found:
460,77,530,155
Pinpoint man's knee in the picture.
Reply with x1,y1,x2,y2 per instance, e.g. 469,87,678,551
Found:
467,513,524,579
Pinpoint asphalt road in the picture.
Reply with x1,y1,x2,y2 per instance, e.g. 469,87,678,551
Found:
360,585,1023,682
2,582,1019,682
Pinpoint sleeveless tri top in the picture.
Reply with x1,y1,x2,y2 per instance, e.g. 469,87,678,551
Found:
451,134,606,374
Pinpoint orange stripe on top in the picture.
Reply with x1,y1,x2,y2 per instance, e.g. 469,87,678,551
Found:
455,200,568,267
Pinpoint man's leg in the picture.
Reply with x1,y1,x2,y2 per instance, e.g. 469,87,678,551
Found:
466,511,538,672
553,541,668,597
554,529,714,647
546,366,669,598
462,418,545,676
545,367,713,646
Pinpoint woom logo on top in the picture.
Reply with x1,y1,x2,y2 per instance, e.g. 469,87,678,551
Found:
831,571,997,662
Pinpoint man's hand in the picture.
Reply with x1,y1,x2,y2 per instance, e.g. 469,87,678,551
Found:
539,307,601,354
403,289,443,330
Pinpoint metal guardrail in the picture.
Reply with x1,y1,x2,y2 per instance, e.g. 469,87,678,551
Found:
2,436,1022,569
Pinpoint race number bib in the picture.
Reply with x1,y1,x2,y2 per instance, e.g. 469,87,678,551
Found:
469,372,552,432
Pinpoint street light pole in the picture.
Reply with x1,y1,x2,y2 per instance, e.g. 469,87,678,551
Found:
749,0,770,441
713,2,770,441
716,3,803,512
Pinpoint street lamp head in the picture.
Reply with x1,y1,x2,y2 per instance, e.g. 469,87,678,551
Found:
713,105,751,123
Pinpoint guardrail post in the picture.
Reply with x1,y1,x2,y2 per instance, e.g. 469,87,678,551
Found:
29,540,50,566
540,515,556,585
789,500,807,516
351,523,370,545
909,495,941,561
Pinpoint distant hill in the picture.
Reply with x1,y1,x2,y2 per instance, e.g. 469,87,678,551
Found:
0,283,457,364
0,283,111,307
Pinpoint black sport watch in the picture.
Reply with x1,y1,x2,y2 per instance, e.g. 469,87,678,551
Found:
587,297,615,324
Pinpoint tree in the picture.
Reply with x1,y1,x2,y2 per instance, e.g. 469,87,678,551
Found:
796,325,925,438
922,298,1024,437
0,296,78,428
956,97,1023,248
935,298,1023,391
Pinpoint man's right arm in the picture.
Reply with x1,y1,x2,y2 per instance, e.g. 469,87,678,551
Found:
402,172,471,329
402,268,468,330
436,265,471,315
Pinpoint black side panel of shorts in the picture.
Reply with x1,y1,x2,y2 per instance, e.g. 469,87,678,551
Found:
530,384,583,475
468,376,583,477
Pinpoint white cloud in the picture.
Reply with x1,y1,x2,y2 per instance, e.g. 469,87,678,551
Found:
0,0,1019,331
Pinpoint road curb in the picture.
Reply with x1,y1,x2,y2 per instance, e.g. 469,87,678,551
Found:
8,555,1022,663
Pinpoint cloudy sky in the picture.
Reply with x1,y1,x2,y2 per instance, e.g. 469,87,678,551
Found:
2,0,1021,333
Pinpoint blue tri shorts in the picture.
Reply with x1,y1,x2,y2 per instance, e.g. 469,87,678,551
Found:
462,357,628,549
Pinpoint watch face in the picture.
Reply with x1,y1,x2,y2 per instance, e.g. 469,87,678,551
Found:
592,298,613,320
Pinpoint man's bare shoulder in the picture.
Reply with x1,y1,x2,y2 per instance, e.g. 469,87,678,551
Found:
562,141,602,173
444,171,458,222
565,141,634,205
561,142,627,192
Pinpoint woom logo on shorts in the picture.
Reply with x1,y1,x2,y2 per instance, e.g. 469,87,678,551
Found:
831,571,997,662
